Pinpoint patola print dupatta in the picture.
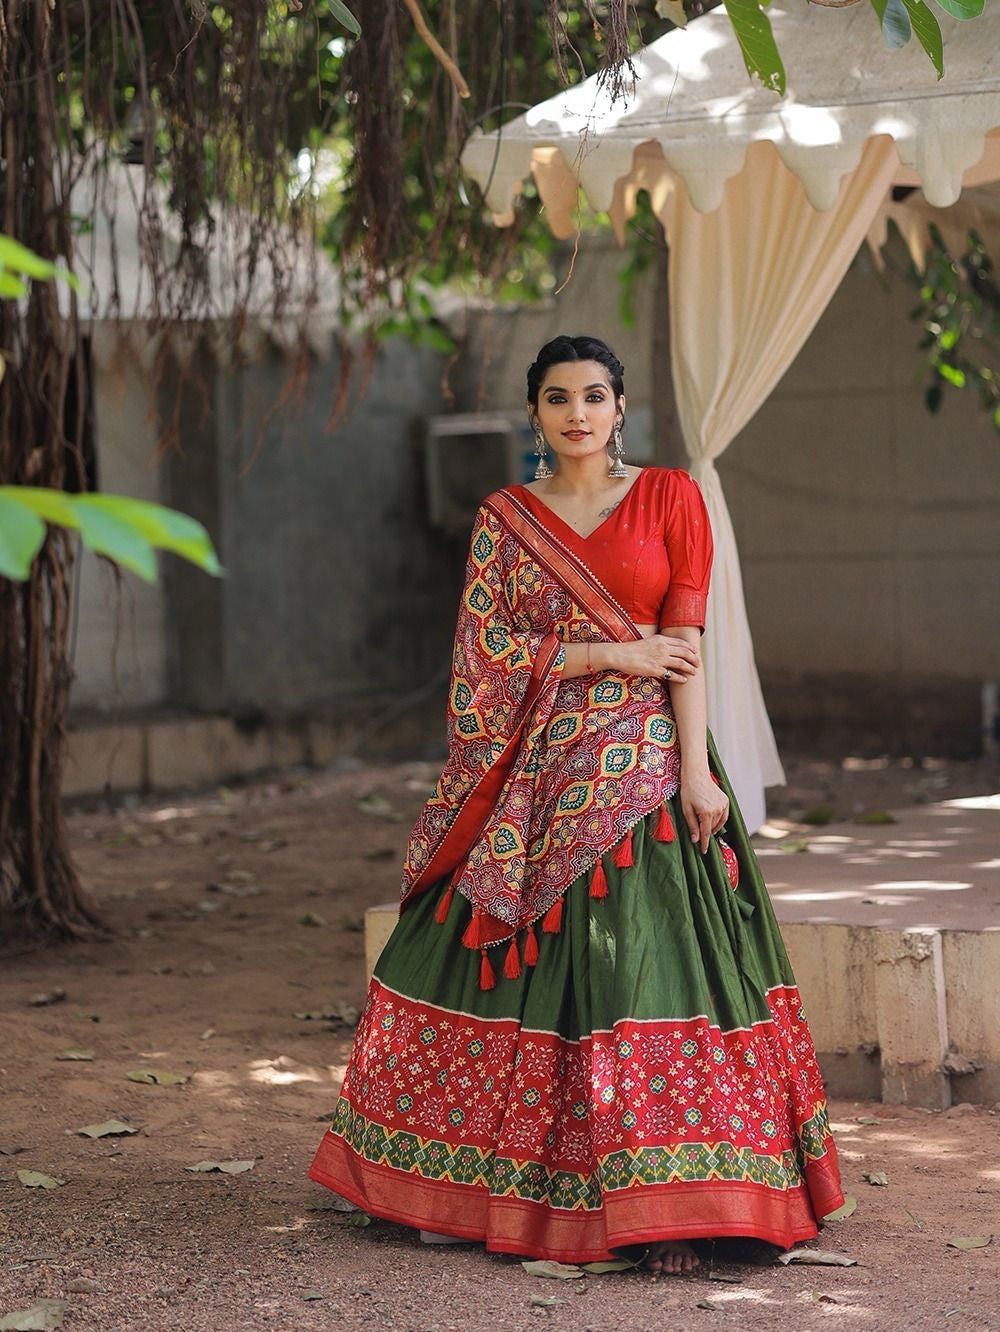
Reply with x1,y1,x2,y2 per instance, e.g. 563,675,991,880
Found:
401,489,682,952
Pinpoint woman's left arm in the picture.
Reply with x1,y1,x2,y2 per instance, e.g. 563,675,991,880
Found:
662,623,729,853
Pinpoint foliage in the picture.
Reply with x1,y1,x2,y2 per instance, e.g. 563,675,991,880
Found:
724,0,979,95
907,228,1000,431
0,488,222,584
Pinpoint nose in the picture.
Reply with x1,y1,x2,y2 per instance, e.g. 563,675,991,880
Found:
567,398,585,422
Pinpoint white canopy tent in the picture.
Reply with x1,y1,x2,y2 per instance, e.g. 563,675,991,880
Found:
461,1,1000,832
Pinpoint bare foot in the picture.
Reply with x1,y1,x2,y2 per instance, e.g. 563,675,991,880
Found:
644,1240,700,1275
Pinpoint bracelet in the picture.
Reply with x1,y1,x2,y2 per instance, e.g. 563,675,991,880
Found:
586,642,592,673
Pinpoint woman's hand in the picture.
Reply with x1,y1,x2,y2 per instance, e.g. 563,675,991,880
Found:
680,769,729,854
603,634,700,683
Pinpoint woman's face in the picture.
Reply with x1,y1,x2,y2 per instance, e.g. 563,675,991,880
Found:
531,360,624,465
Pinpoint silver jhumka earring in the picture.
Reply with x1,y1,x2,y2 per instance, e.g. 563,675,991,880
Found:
533,425,554,480
607,422,627,478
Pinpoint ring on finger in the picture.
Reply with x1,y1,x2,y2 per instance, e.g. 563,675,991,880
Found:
664,668,672,680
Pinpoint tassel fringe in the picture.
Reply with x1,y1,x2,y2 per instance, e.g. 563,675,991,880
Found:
589,858,608,898
612,826,634,868
462,908,485,949
503,937,521,980
523,924,539,966
654,805,675,842
541,897,563,934
479,948,495,991
434,880,454,924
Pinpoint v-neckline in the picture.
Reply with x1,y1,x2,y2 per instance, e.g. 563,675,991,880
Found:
515,468,646,543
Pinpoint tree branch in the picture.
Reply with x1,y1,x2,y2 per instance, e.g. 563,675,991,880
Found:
398,0,470,99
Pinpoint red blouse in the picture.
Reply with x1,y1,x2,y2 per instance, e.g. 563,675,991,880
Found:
512,466,713,631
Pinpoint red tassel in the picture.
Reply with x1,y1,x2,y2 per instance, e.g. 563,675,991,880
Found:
542,897,563,934
523,924,539,966
589,858,609,899
503,937,521,980
654,805,675,842
479,948,495,991
434,880,454,924
462,909,485,949
612,827,634,868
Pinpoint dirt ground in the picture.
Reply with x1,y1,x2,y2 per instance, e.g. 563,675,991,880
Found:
2,755,999,1332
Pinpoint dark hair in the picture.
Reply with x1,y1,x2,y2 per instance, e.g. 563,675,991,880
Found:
526,335,625,406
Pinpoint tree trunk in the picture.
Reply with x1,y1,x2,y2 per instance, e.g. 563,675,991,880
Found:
0,0,106,943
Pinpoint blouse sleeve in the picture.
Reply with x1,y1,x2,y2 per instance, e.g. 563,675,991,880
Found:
657,470,714,633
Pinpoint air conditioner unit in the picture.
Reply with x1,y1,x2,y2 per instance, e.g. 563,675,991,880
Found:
423,413,537,534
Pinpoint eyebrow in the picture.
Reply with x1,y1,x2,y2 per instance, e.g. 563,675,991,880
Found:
543,383,608,393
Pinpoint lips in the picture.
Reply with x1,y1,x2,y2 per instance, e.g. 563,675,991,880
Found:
562,431,590,440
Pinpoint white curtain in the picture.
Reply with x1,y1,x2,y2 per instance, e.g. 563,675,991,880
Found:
661,137,900,833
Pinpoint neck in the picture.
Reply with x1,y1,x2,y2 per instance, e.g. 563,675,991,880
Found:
547,451,617,495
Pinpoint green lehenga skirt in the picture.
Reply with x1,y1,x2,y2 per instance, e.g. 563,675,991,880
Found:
308,754,844,1262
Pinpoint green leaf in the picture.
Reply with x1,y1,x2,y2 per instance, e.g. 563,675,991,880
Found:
74,495,223,577
0,235,80,290
871,0,912,48
328,0,361,38
899,0,944,76
73,502,157,581
0,495,46,580
723,0,785,94
0,236,60,279
0,272,28,297
0,487,222,583
931,0,984,16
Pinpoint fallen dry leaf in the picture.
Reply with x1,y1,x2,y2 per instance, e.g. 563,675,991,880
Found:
294,1003,359,1025
16,1170,66,1190
64,1278,102,1295
707,1272,741,1284
581,1258,637,1274
863,1171,889,1187
696,1300,724,1311
946,1235,992,1250
0,1300,65,1330
185,1159,256,1174
529,1294,566,1307
332,1211,372,1228
54,1049,95,1062
300,1289,324,1301
521,1259,584,1280
77,1120,138,1139
777,1249,857,1267
298,912,327,927
356,792,403,820
308,1194,358,1213
823,1196,858,1221
27,988,66,1007
0,1144,27,1156
126,1069,189,1086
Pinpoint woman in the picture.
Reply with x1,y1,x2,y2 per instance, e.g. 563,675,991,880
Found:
309,335,843,1274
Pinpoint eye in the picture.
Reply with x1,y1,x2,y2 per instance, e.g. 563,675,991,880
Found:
587,392,606,402
545,393,566,404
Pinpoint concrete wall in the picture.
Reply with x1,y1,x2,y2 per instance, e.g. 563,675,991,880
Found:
70,327,168,714
720,243,1000,755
